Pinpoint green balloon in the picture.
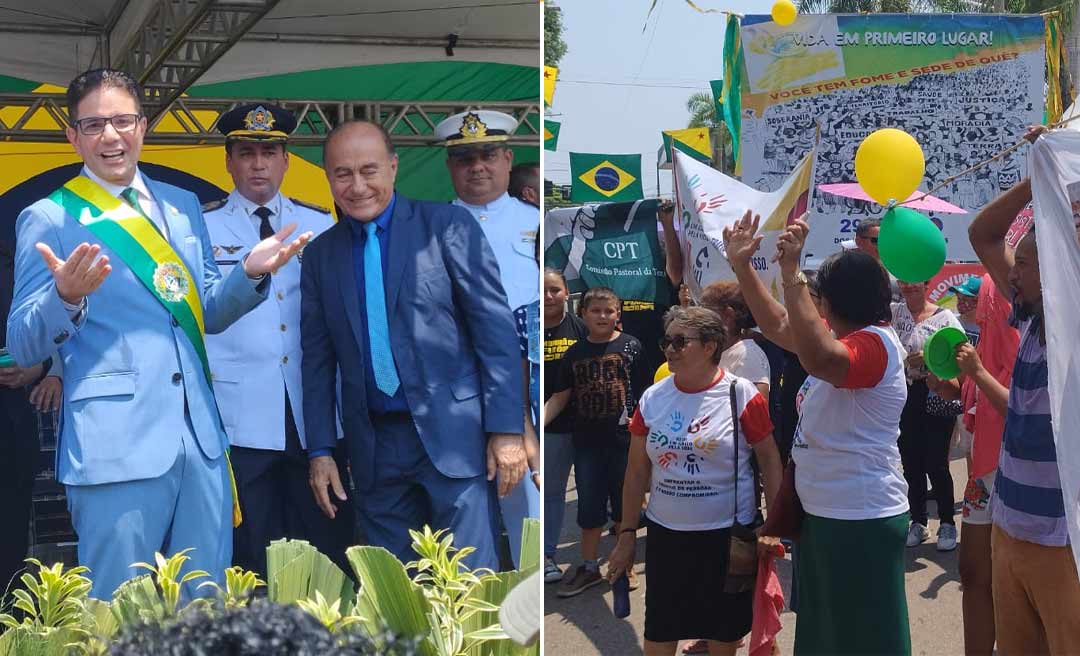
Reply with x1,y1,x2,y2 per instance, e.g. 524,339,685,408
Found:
878,207,946,282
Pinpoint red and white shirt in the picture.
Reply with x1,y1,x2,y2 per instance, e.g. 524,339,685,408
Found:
630,370,773,531
791,324,909,520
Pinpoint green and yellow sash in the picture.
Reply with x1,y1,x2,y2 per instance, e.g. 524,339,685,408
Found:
49,176,244,527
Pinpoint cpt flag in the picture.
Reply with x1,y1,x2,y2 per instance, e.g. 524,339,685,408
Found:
570,152,644,202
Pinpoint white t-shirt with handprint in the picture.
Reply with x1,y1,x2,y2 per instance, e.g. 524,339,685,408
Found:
629,370,773,531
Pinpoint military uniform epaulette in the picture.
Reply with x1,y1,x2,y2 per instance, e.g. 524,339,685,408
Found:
202,198,228,212
290,197,331,214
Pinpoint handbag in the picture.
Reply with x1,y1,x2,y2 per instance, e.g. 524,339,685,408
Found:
724,380,760,595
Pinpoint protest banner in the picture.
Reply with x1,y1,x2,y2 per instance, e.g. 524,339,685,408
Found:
673,149,813,301
544,199,673,310
731,14,1047,263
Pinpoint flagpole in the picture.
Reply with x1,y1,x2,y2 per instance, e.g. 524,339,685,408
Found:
656,149,662,199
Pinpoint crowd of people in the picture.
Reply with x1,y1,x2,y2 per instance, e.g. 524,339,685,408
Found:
0,68,544,602
543,128,1080,655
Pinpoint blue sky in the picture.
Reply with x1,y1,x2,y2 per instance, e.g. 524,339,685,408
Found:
544,0,760,197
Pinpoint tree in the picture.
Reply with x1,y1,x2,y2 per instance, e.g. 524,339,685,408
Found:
545,2,568,68
684,91,735,173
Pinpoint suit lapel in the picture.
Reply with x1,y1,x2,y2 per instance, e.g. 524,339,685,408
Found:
144,178,191,247
333,221,367,353
385,194,414,315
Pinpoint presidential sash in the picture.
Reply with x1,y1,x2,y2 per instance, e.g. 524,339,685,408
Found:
49,176,244,527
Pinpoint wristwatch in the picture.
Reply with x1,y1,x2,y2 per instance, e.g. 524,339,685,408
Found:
783,270,808,289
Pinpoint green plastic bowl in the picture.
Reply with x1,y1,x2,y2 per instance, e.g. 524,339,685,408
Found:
924,326,968,379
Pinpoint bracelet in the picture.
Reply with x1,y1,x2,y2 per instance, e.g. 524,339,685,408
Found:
620,527,638,535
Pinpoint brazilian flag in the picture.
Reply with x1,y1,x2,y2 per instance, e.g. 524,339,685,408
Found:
570,152,643,202
544,120,560,151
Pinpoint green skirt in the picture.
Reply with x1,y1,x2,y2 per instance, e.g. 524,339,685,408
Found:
794,512,911,655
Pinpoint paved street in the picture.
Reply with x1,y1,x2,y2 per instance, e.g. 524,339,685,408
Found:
545,458,969,655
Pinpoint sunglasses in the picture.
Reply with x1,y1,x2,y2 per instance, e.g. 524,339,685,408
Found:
448,146,503,164
74,113,142,136
861,237,879,244
659,335,700,352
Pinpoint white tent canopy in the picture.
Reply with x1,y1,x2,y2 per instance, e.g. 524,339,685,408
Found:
0,0,539,87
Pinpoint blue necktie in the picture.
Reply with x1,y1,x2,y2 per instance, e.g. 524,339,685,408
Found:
364,221,400,396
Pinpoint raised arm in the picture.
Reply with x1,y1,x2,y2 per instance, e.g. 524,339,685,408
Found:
774,217,854,386
968,178,1028,301
658,201,683,287
723,210,797,352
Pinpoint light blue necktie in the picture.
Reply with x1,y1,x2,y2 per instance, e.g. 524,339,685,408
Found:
364,221,400,396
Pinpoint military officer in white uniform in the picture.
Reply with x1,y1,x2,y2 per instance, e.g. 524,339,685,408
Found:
436,110,540,568
203,103,353,576
437,110,539,312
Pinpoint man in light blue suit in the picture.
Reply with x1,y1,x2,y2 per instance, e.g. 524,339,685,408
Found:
5,69,311,599
303,120,528,570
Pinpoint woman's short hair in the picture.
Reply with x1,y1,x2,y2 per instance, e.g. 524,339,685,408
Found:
699,280,757,330
663,306,728,363
815,251,892,326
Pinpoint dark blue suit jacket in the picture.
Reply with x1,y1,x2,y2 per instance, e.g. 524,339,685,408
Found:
301,194,523,492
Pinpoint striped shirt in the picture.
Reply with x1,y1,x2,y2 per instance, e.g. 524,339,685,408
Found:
992,316,1067,546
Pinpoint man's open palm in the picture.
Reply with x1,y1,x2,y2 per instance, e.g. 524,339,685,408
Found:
243,223,314,277
36,242,111,305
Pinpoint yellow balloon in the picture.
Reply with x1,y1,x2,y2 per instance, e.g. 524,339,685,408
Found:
854,128,925,206
771,0,797,26
654,361,673,384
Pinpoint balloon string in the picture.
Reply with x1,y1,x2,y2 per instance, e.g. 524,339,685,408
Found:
903,116,1080,208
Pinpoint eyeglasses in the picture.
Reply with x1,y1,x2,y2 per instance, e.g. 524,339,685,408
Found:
659,335,701,352
859,237,879,244
73,114,142,136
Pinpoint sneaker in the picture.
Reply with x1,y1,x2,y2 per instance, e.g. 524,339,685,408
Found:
906,522,930,547
544,557,564,584
556,565,604,598
937,524,958,551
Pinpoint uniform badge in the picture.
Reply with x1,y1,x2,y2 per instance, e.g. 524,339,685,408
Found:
153,262,190,303
221,245,243,254
461,113,488,140
243,105,276,132
212,245,221,258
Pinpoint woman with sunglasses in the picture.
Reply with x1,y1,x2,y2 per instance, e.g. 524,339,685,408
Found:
607,306,782,656
723,211,911,655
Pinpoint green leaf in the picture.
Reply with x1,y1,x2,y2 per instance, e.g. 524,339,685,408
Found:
347,545,434,656
517,519,541,575
464,623,511,642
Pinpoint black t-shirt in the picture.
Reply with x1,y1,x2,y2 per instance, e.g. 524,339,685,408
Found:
555,332,649,443
544,312,589,435
619,307,668,378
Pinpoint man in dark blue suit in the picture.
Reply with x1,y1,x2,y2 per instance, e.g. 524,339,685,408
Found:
302,120,527,570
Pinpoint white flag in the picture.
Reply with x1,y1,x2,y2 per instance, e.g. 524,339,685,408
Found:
674,149,814,302
1029,130,1080,572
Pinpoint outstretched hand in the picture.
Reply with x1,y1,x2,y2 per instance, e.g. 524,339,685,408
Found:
722,210,764,270
243,223,314,277
774,216,810,272
36,242,111,305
